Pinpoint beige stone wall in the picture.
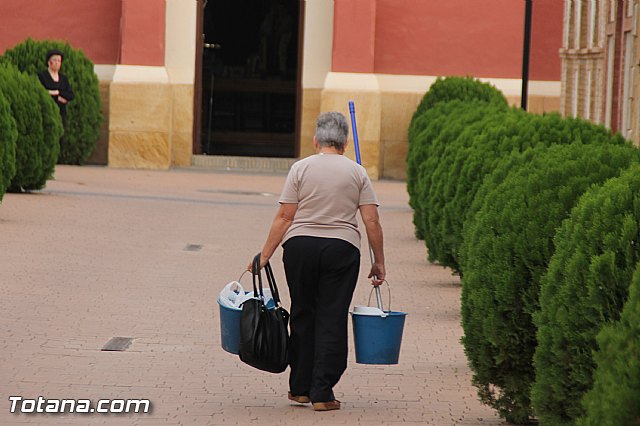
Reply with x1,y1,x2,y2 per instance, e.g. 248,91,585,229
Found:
321,89,382,180
314,73,560,180
303,88,420,180
380,92,422,180
299,88,322,159
109,81,171,169
108,79,193,169
101,0,196,170
170,84,194,167
85,80,111,165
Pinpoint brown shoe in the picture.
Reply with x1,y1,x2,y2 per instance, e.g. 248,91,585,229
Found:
312,400,341,411
288,392,310,404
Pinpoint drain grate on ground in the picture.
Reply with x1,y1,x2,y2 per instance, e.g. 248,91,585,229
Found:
101,337,133,352
183,244,203,252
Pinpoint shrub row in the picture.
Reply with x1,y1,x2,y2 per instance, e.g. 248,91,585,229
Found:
533,164,640,425
578,260,640,426
407,78,640,424
0,90,17,201
1,38,102,165
0,63,62,194
408,76,508,145
407,100,508,240
461,143,639,423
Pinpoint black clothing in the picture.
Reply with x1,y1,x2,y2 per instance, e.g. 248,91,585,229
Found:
282,236,360,403
38,71,74,120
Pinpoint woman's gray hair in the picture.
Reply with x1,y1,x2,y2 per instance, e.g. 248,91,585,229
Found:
315,112,349,149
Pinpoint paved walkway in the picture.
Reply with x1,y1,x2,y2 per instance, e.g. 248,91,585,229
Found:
0,165,503,425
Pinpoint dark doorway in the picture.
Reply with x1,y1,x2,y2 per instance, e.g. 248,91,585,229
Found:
201,0,300,157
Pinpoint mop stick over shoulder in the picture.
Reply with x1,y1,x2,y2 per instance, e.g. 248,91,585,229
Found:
348,101,385,311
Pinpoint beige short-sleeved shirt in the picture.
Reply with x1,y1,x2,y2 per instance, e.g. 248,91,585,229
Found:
279,153,379,250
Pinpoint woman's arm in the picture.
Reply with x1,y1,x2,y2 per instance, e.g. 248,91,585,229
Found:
38,72,59,96
359,204,385,285
249,203,298,270
58,74,74,102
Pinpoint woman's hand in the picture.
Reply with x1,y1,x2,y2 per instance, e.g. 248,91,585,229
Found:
58,96,68,104
246,254,269,272
368,262,386,286
48,89,59,96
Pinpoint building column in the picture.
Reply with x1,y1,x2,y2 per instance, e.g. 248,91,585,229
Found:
109,0,173,169
108,0,196,169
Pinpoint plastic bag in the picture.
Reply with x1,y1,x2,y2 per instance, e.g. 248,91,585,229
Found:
218,281,245,309
218,281,275,310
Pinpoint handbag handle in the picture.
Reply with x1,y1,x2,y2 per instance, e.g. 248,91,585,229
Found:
251,253,283,306
264,260,283,307
251,254,263,299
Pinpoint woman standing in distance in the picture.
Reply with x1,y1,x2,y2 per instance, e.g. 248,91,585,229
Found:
251,111,385,411
38,49,74,123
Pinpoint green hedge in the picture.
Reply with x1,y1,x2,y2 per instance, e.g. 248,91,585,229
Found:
578,262,640,426
1,38,102,165
0,90,17,200
0,63,62,191
409,76,507,141
533,163,640,425
407,100,507,240
460,142,639,424
407,77,508,241
425,111,625,273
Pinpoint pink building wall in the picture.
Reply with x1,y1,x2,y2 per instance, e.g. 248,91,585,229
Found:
120,0,166,66
333,0,563,81
529,0,563,81
0,0,165,66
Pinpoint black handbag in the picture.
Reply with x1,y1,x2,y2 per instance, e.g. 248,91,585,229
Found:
238,253,290,373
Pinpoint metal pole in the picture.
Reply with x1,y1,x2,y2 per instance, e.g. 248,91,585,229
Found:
521,0,533,111
206,72,214,153
348,101,384,311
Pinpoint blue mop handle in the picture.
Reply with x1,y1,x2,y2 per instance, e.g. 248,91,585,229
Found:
348,101,362,165
348,100,384,312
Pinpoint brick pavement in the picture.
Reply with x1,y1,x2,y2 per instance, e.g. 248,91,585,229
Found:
0,165,503,425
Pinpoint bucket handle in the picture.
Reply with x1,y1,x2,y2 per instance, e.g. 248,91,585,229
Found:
223,270,249,295
367,280,391,312
237,269,249,283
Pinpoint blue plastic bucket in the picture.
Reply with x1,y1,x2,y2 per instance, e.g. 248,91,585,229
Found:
218,295,276,355
218,299,243,354
351,311,407,364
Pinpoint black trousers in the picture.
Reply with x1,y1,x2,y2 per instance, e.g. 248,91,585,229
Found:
282,236,360,403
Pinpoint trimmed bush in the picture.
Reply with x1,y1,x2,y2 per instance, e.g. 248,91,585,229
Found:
407,77,508,197
407,76,508,234
407,100,507,239
0,90,17,200
409,76,508,142
460,142,639,424
533,163,640,425
0,63,62,191
425,111,625,273
1,38,102,165
578,262,640,426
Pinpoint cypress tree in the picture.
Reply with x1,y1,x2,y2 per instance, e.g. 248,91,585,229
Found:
1,38,102,165
0,90,17,200
460,142,639,423
0,63,62,191
533,164,640,425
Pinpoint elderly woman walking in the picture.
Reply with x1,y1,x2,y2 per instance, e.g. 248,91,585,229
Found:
251,111,385,411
